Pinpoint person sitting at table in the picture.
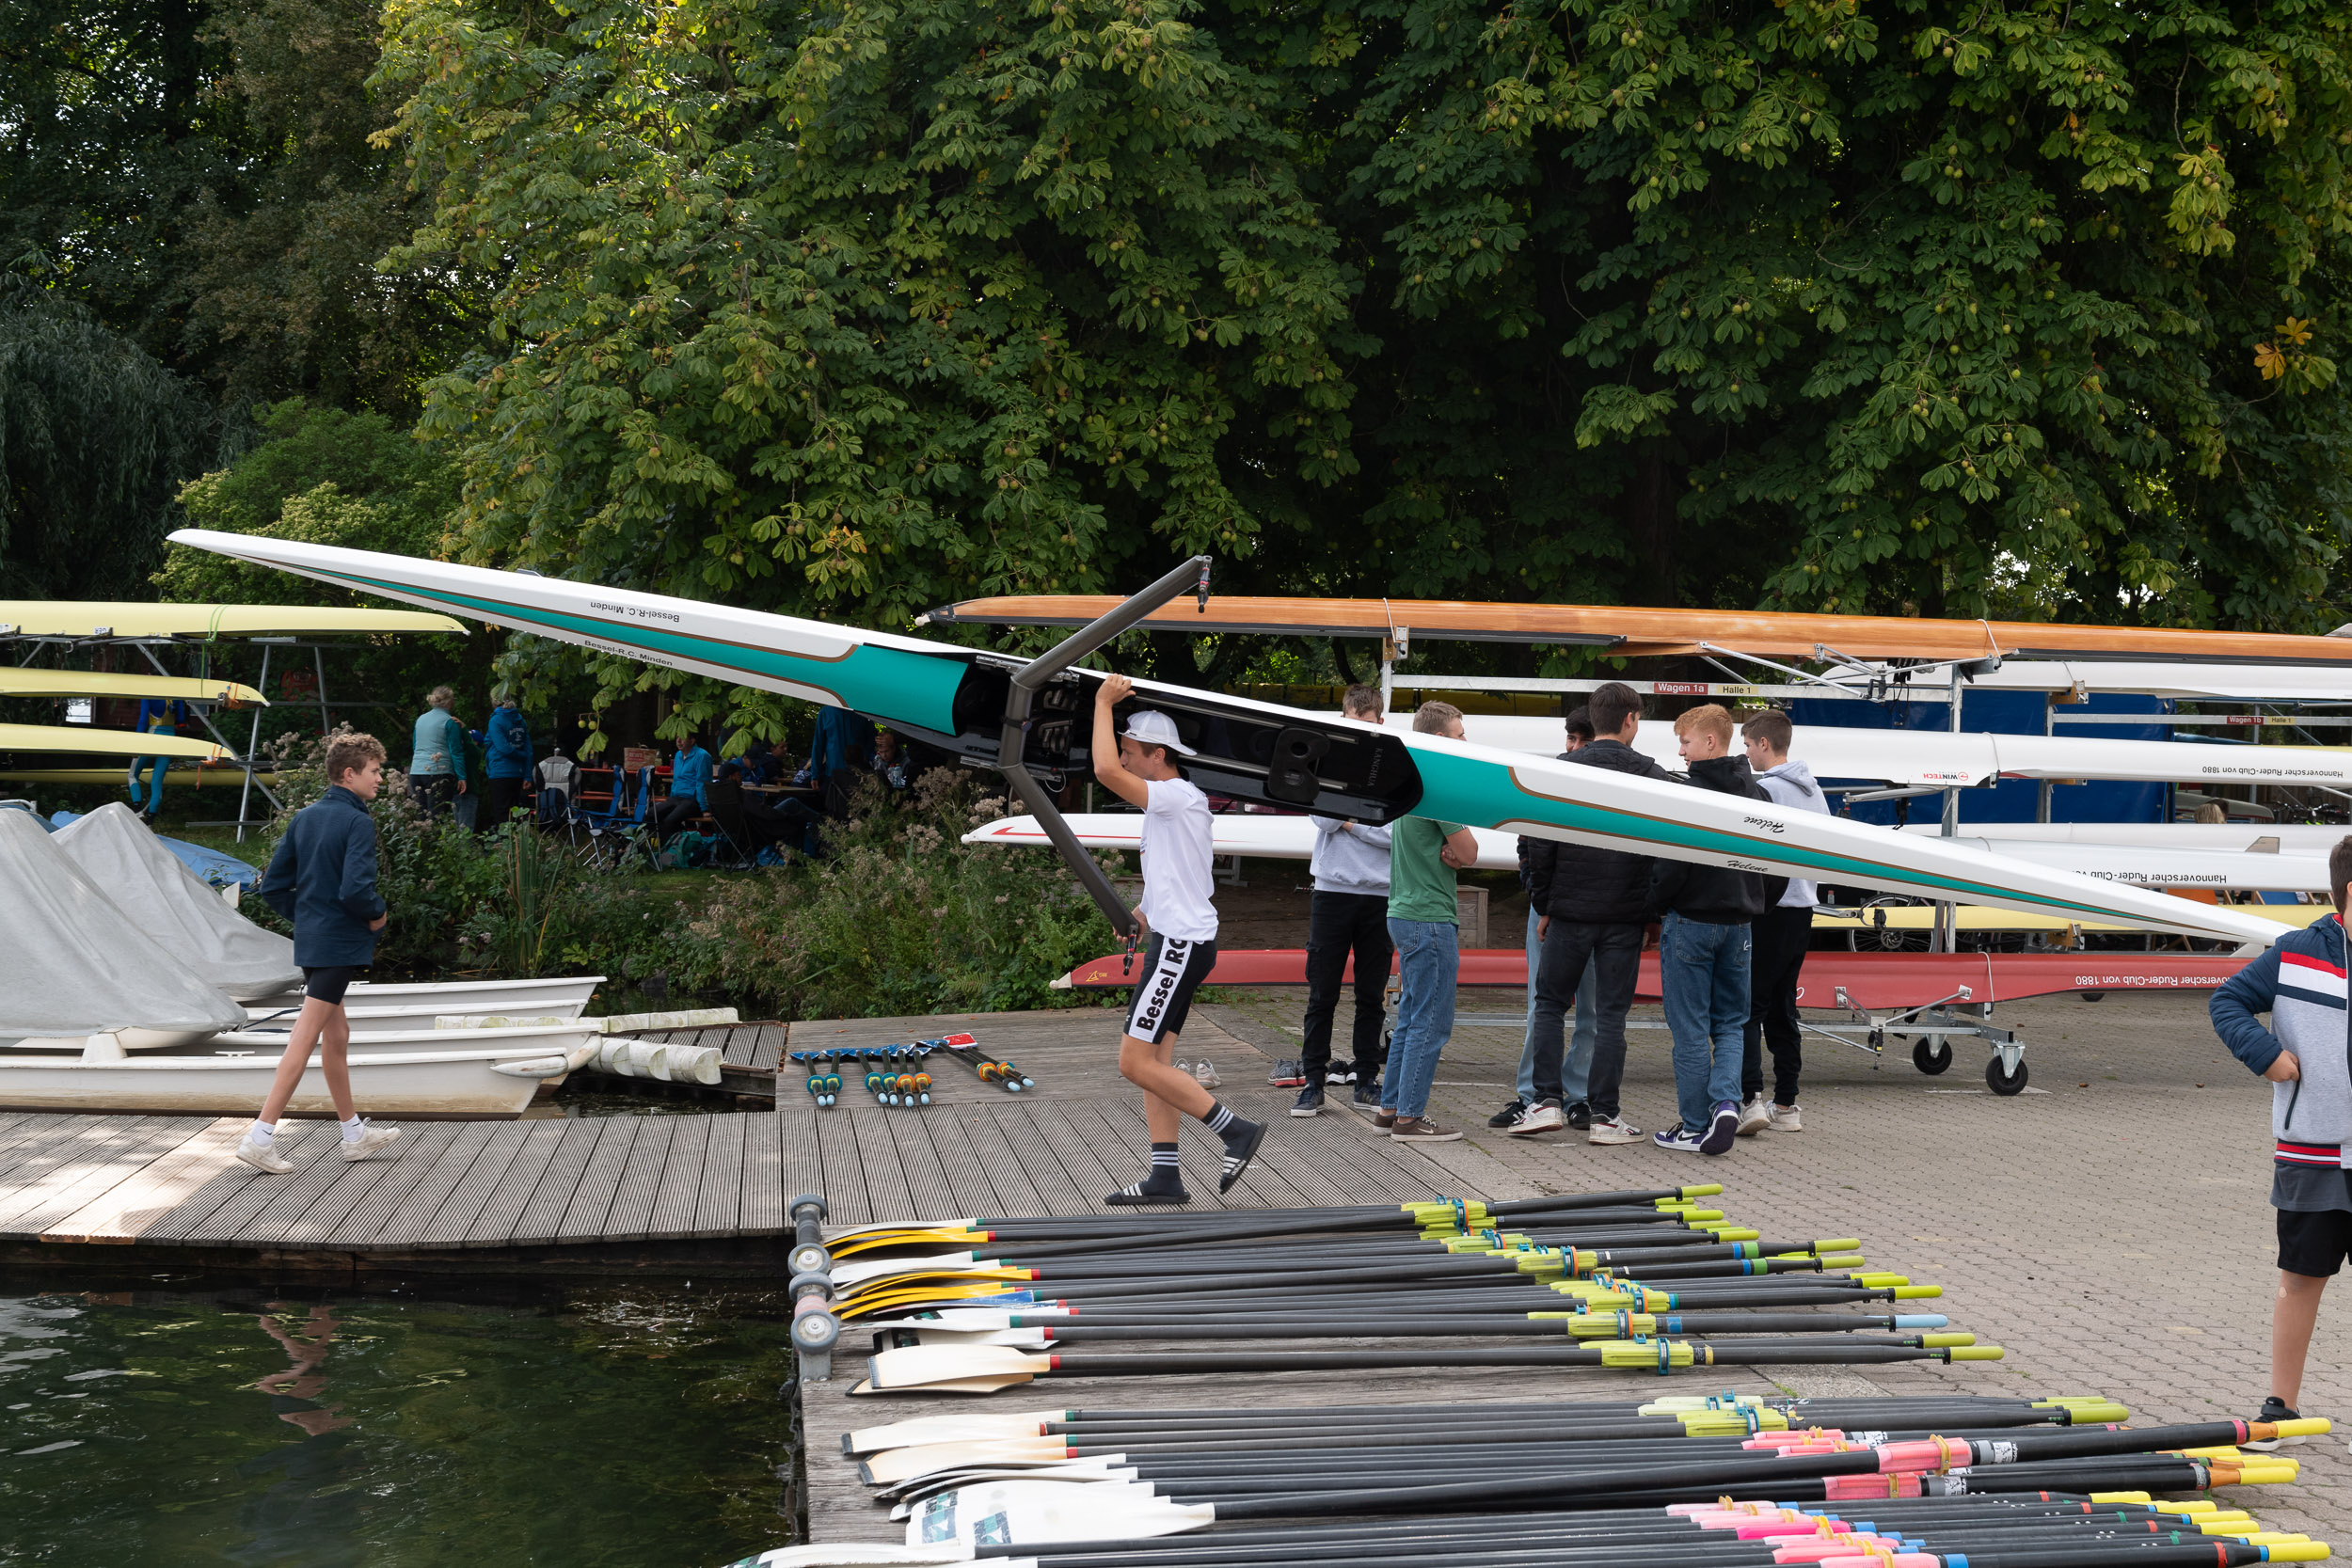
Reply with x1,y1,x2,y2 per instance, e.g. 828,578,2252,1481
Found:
648,734,714,846
739,736,782,785
873,729,912,794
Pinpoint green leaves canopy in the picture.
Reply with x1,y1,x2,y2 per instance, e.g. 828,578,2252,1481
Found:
376,0,2352,697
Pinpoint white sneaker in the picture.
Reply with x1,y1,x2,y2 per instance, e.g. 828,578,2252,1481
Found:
1587,1115,1644,1146
339,1122,402,1163
1505,1101,1565,1136
1190,1060,1221,1089
1766,1102,1804,1132
235,1137,293,1175
1736,1095,1772,1137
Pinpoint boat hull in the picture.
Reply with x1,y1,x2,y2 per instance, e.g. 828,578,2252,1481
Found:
237,974,605,1020
0,1043,580,1117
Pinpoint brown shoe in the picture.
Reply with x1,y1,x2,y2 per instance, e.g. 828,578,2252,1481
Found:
1372,1109,1398,1130
1390,1117,1464,1143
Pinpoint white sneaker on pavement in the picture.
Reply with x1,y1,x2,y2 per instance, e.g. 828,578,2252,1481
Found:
1505,1101,1565,1136
1766,1102,1804,1132
235,1138,294,1175
1586,1115,1644,1146
1736,1095,1771,1136
1190,1060,1221,1089
339,1122,402,1163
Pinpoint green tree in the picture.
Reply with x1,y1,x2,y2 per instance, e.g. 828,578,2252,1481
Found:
373,0,2352,706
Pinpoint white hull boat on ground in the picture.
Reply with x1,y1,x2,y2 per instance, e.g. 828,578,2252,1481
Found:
239,974,607,1018
0,1026,597,1117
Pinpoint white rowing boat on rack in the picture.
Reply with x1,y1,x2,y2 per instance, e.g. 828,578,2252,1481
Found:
0,1025,597,1117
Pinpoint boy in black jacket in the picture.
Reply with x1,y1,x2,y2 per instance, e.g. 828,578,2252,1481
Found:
1649,705,1770,1155
1516,683,1676,1146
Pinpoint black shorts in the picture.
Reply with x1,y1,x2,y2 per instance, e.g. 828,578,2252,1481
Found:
1125,935,1217,1045
302,966,364,1006
2277,1207,2352,1277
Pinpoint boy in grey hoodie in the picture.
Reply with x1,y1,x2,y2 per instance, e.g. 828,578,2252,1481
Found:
1738,710,1830,1132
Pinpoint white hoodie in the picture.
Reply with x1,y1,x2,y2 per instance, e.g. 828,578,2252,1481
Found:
1754,759,1832,907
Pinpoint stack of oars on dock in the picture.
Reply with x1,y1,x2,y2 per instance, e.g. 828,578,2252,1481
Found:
746,1188,2335,1567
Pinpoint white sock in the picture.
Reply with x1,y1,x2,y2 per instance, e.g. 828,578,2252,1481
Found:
246,1119,276,1147
341,1115,366,1143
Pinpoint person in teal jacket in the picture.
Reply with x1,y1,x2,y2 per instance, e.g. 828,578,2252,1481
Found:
484,696,532,827
649,735,713,847
127,697,183,820
407,686,469,819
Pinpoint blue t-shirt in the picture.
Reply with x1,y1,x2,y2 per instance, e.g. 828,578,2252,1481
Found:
671,745,713,808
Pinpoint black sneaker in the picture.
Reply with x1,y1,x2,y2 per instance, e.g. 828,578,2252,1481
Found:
1487,1096,1531,1129
1268,1057,1307,1087
2245,1396,2306,1449
1289,1085,1326,1118
1351,1081,1383,1110
1565,1101,1593,1131
1330,1067,1358,1085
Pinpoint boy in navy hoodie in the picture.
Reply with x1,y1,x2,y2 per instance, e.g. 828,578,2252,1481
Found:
2210,834,2352,1440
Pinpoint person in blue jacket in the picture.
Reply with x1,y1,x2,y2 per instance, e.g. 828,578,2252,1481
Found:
2209,834,2352,1443
407,686,469,818
238,733,403,1177
483,694,532,827
649,733,714,847
127,697,183,820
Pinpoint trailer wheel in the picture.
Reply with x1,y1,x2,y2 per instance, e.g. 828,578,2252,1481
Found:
1986,1056,2029,1096
1912,1038,1953,1076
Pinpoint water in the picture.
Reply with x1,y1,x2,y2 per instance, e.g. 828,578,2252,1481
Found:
0,1282,802,1565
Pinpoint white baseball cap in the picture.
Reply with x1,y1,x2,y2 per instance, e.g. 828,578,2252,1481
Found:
1120,710,1198,756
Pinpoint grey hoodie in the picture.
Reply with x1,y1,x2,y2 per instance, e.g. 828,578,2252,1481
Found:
1754,759,1832,908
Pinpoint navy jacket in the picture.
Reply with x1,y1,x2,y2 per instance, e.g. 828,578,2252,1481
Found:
260,785,386,967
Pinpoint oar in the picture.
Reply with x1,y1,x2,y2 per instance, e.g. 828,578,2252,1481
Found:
859,1338,2005,1392
874,1314,1963,1347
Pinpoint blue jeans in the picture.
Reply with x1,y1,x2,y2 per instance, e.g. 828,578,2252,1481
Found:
1660,911,1751,1132
1518,905,1597,1104
127,755,168,812
1383,918,1457,1119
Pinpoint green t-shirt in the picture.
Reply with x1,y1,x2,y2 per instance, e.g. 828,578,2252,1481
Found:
1387,816,1465,924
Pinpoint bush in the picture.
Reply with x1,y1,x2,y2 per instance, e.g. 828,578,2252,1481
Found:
252,732,1121,1017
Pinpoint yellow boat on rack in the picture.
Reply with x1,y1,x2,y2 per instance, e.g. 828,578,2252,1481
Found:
0,671,266,704
0,726,230,761
0,602,465,640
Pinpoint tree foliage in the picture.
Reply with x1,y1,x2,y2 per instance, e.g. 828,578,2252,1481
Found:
373,0,2352,668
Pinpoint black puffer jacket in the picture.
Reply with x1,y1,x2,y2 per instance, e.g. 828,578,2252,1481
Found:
1523,738,1678,924
1647,754,1772,924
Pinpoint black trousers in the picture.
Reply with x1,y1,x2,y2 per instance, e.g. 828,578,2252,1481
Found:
410,773,459,818
1530,921,1645,1117
1300,890,1391,1085
742,795,822,853
1741,903,1812,1104
485,775,526,827
649,795,702,842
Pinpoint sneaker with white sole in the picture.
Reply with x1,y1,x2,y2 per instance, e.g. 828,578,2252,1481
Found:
339,1123,401,1163
235,1138,294,1175
1587,1115,1644,1146
1766,1102,1803,1132
1698,1099,1740,1155
1505,1101,1565,1136
2244,1395,2306,1449
1736,1094,1771,1137
1190,1059,1221,1089
1652,1121,1706,1153
1330,1067,1358,1085
1390,1117,1464,1143
1487,1096,1531,1129
1268,1057,1307,1087
1289,1085,1325,1117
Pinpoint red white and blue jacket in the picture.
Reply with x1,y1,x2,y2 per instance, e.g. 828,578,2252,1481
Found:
2211,912,2351,1212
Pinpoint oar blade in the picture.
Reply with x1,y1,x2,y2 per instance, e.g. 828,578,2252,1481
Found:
845,1412,1068,1455
866,1344,1050,1392
903,1480,1211,1550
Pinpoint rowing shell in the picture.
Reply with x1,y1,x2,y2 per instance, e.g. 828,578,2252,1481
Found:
166,530,2291,948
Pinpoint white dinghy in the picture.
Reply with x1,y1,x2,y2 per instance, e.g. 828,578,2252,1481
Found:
239,974,608,1021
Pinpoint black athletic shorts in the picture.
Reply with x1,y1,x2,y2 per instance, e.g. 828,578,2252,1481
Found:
302,966,364,1006
1125,934,1217,1045
2277,1207,2352,1277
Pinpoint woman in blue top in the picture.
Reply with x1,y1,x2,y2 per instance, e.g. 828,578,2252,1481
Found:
649,735,713,846
406,686,469,819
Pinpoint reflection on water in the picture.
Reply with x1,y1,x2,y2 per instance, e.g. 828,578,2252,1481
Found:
0,1283,799,1566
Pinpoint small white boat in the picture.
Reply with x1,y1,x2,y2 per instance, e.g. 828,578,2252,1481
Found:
0,1028,597,1117
238,974,606,1018
238,996,593,1035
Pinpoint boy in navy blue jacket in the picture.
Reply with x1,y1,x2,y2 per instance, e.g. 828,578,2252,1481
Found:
2208,834,2352,1441
238,734,403,1175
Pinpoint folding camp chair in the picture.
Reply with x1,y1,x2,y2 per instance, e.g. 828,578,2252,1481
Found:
702,777,758,870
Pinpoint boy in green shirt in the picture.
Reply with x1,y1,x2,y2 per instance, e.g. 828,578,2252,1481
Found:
1375,702,1481,1142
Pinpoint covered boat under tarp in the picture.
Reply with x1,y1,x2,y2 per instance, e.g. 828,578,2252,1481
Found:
0,809,247,1041
53,803,296,998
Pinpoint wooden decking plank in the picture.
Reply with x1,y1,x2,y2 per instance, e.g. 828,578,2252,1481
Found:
647,1117,711,1240
890,1110,958,1223
0,1115,140,1192
218,1127,382,1246
739,1114,783,1234
815,1102,872,1226
271,1144,413,1246
0,1111,69,1172
692,1114,749,1237
923,1106,1009,1222
354,1122,501,1250
166,1123,345,1243
0,1118,194,1236
40,1119,247,1243
1288,1111,1445,1201
552,1117,644,1243
313,1122,469,1248
993,1101,1104,1216
509,1118,611,1245
775,1105,826,1221
845,1111,916,1225
601,1117,680,1242
416,1123,535,1248
0,1117,167,1232
967,1106,1066,1216
461,1120,570,1246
